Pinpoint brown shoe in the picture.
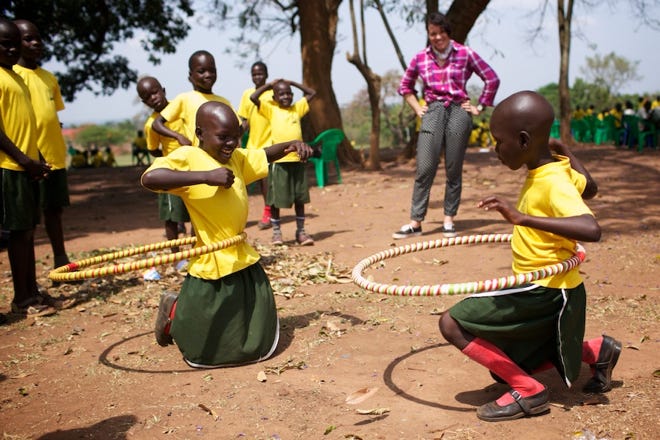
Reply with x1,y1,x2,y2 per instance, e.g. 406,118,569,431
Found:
271,230,284,246
583,335,622,393
155,291,177,346
477,389,549,422
296,231,314,246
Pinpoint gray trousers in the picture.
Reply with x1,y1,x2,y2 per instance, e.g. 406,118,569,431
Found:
410,101,472,221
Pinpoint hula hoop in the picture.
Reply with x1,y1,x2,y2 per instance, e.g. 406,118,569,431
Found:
48,233,246,282
351,234,586,296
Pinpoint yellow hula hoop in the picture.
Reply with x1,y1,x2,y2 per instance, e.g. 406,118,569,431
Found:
48,233,246,282
351,234,586,296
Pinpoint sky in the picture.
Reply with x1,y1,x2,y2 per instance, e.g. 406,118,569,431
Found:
45,1,660,126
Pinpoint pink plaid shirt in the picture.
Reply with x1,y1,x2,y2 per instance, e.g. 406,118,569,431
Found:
398,41,500,107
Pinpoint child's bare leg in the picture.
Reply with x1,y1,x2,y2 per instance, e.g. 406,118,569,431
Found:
165,220,180,253
43,207,69,266
8,229,38,307
257,179,272,230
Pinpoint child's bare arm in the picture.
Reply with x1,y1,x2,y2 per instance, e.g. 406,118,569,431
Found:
250,82,274,107
549,139,598,199
478,195,601,242
142,167,235,191
289,80,316,103
265,140,314,163
152,116,192,146
0,130,50,180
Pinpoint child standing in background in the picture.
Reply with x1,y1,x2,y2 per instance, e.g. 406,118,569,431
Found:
250,79,316,246
137,76,191,252
13,19,71,270
439,91,621,422
238,61,273,230
152,50,241,147
0,18,52,321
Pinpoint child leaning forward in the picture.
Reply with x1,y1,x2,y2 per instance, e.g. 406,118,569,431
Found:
141,101,313,368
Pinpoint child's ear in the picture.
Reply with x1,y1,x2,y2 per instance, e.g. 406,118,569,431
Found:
519,130,530,150
195,126,202,138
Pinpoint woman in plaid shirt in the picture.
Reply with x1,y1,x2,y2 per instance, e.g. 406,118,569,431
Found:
393,12,500,240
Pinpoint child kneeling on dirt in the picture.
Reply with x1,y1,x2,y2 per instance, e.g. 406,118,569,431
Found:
141,101,313,368
439,91,621,422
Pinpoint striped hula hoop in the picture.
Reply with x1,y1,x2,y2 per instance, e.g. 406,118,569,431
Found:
48,233,246,282
351,234,586,296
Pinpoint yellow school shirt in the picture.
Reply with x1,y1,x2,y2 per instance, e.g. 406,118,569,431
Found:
512,155,592,289
258,98,309,163
144,112,185,157
237,88,273,149
13,65,67,169
160,90,233,147
143,146,268,279
0,67,39,171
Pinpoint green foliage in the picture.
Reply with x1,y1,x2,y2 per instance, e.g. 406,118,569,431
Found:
536,83,560,116
570,78,610,112
1,0,194,101
74,121,135,148
579,52,641,96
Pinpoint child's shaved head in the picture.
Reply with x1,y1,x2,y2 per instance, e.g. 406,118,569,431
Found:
491,91,554,139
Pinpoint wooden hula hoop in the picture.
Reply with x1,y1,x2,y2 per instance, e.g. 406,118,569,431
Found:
351,234,586,296
48,233,246,282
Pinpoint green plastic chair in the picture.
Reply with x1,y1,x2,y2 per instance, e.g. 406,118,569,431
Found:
550,119,560,139
308,128,344,188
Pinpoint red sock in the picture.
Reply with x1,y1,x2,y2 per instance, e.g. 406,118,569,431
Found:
531,360,555,375
164,300,177,335
582,337,602,367
263,205,271,216
462,338,545,406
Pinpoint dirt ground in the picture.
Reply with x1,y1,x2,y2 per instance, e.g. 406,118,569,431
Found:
0,143,658,440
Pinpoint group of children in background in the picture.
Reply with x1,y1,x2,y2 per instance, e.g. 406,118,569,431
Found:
1,18,622,424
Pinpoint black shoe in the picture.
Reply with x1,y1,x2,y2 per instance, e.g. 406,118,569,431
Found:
477,389,549,422
583,335,621,393
392,224,422,239
155,291,177,346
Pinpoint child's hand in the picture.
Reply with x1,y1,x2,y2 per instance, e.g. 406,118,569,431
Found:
285,141,314,161
177,135,193,146
23,159,51,181
205,167,235,189
478,196,522,225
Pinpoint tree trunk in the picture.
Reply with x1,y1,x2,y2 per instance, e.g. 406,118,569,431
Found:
346,0,381,170
298,0,362,166
446,0,491,44
557,0,574,143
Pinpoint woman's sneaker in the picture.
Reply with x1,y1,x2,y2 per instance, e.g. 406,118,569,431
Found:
392,224,422,239
442,224,457,238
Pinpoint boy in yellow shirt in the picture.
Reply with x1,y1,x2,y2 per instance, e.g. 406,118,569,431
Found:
0,18,52,320
13,19,71,270
251,79,316,245
238,61,273,229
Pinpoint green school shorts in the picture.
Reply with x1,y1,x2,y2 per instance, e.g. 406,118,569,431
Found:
266,162,310,208
170,263,279,368
40,168,70,209
449,283,586,385
0,169,40,231
158,193,190,222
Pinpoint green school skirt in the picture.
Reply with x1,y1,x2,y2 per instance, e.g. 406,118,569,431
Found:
170,262,279,368
39,168,70,209
266,162,310,208
448,283,586,386
158,193,190,223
